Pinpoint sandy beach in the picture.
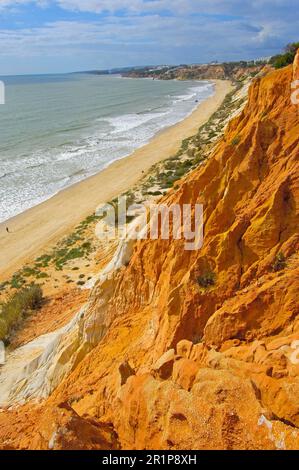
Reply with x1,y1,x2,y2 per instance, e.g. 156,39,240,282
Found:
0,79,233,280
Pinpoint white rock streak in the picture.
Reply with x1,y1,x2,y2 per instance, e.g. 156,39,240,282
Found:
0,217,141,407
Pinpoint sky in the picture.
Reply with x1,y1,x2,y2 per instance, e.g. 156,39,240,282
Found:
0,0,298,75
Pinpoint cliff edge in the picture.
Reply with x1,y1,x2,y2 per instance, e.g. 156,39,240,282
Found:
0,53,298,450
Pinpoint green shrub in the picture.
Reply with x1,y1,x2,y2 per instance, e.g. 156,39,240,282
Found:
54,245,88,270
272,252,287,272
0,281,8,292
0,318,7,341
231,135,241,146
10,274,25,289
35,254,52,267
22,267,39,278
0,284,43,340
164,160,177,170
36,272,49,279
270,42,299,69
147,190,163,196
197,271,216,288
181,137,191,151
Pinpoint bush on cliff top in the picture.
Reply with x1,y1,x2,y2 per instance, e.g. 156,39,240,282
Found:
0,284,43,341
270,42,299,69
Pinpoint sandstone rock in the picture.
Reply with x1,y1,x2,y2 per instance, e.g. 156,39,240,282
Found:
31,402,120,450
293,48,299,82
189,342,205,362
1,54,299,451
119,361,136,386
172,358,199,391
266,336,293,351
152,349,175,379
176,340,193,359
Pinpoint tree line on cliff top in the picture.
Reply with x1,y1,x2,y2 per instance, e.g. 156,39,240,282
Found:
270,42,299,69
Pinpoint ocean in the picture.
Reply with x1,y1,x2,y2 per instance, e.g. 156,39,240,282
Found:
0,73,214,223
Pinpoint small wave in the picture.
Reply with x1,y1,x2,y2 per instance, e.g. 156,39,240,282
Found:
193,83,214,92
172,92,197,104
104,111,168,134
0,79,215,222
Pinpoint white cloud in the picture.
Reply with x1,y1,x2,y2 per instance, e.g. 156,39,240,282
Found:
0,1,297,74
0,0,168,12
0,0,297,19
0,0,47,8
0,13,287,57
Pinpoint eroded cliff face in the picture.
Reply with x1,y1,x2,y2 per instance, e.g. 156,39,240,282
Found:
0,54,298,450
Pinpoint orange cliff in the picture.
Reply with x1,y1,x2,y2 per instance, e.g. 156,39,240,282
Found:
0,52,299,450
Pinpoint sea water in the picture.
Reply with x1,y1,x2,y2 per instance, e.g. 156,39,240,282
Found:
0,73,214,222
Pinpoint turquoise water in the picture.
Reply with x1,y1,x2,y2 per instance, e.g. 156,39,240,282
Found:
0,73,213,222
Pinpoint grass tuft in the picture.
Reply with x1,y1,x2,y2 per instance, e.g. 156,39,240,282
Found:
0,284,43,341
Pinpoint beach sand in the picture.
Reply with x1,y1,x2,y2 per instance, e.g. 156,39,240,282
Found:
0,79,233,280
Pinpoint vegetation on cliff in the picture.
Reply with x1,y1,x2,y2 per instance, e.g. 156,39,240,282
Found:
270,42,299,69
0,51,298,450
0,284,43,342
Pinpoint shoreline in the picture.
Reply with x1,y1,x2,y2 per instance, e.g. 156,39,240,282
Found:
0,79,233,280
0,77,213,226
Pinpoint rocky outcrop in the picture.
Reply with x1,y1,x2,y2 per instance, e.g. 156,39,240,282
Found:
0,53,298,450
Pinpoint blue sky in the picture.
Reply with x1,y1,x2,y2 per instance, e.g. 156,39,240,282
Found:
0,0,298,75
